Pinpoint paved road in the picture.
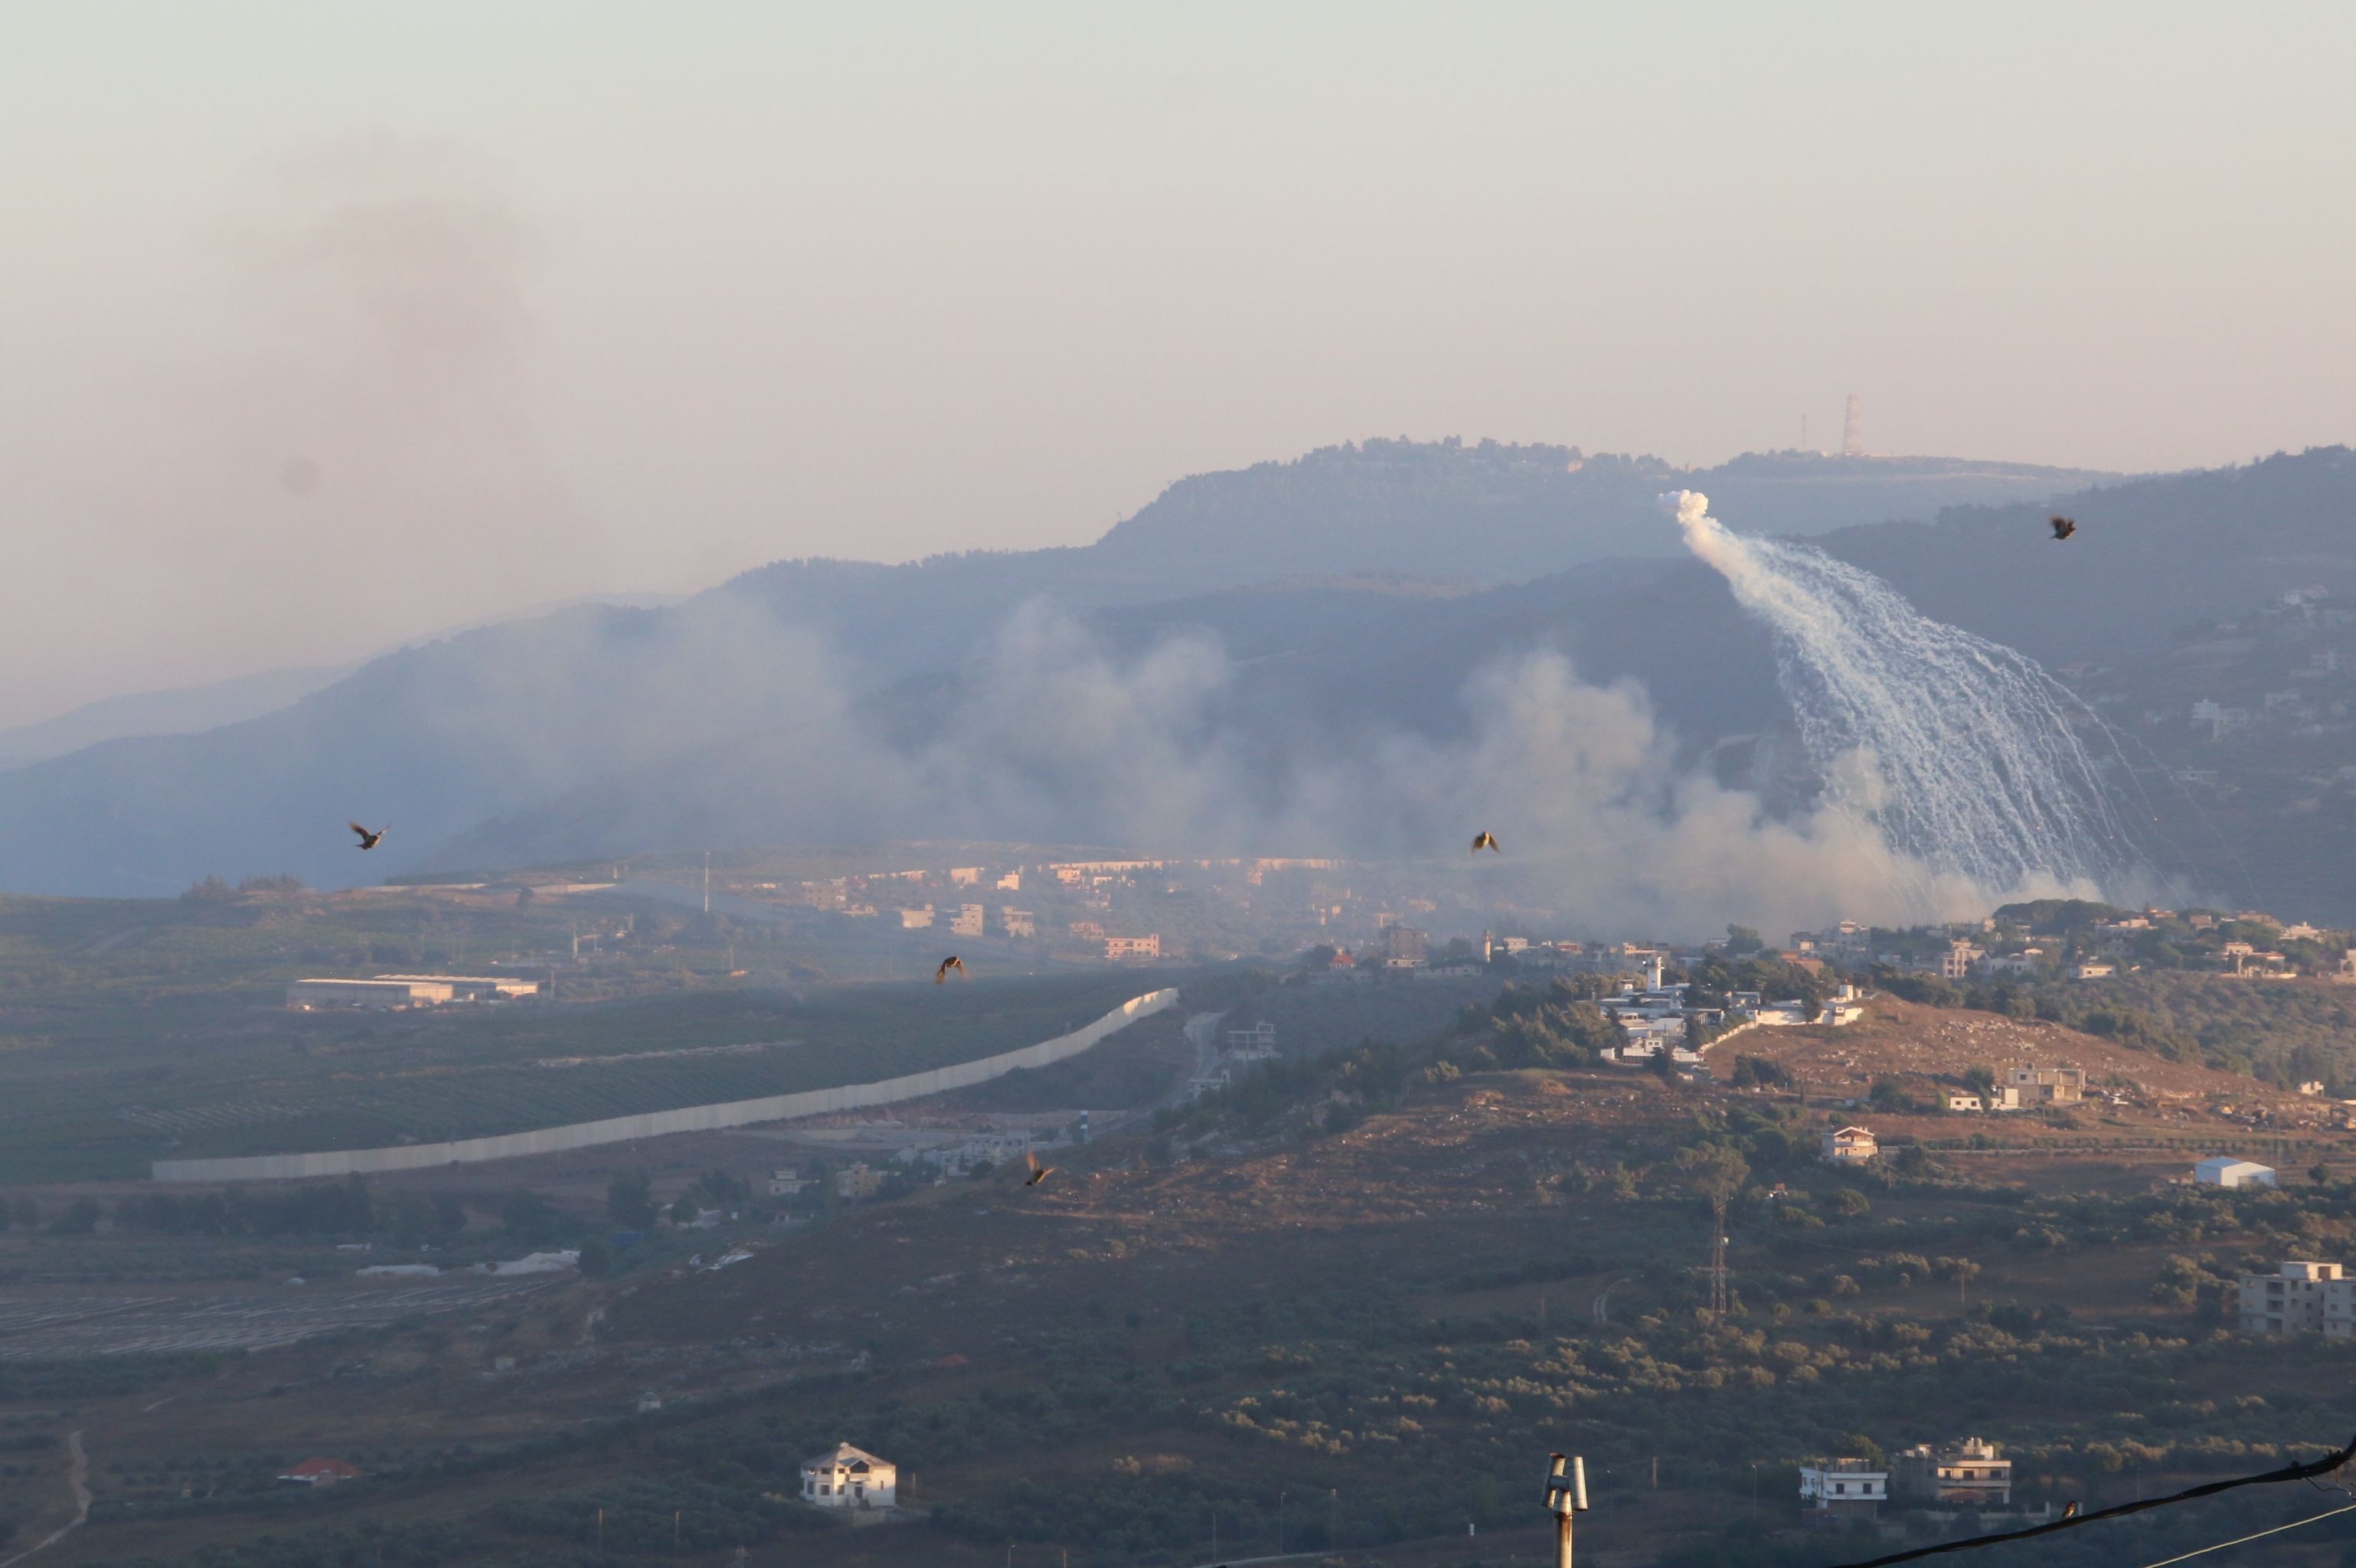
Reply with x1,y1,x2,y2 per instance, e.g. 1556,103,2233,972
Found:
0,1429,90,1568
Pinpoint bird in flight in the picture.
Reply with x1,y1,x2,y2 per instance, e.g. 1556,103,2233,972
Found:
1024,1149,1056,1187
2050,515,2077,541
1470,831,1499,854
349,822,387,851
935,956,966,984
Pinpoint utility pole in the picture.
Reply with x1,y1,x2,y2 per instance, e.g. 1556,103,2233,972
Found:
1545,1452,1589,1568
596,1508,604,1553
704,851,711,914
1278,1488,1286,1553
1328,1488,1338,1553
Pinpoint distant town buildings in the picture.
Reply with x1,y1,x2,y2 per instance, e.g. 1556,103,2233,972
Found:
1822,1125,1878,1165
949,903,985,938
2237,1260,2350,1337
2196,1155,2276,1189
1381,926,1429,969
769,1169,812,1199
801,1443,897,1510
1799,1458,1887,1521
1103,934,1161,960
998,907,1035,939
836,1163,884,1200
896,906,935,929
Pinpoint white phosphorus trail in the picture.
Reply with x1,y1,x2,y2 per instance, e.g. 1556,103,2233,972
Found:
1666,490,2142,903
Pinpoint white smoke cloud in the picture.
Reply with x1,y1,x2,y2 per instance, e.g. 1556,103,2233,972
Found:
1666,486,2153,913
825,599,1998,933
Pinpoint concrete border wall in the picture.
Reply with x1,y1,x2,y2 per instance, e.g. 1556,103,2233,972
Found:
153,988,1178,1184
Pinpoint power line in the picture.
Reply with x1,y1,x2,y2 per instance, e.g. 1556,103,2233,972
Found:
1820,1430,2356,1568
2133,1501,2356,1568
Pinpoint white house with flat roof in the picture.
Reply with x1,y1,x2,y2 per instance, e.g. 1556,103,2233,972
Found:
802,1443,896,1510
1800,1459,1886,1521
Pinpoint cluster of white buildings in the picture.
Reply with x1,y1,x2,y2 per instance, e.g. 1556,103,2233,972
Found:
1801,1439,2016,1524
1596,976,1864,1072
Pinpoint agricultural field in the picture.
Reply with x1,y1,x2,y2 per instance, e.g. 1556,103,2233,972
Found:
9,984,2356,1568
0,885,1164,1181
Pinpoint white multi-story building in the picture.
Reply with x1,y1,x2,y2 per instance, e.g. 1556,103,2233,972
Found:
2001,1065,2086,1107
2237,1260,2349,1337
949,903,985,938
801,1443,897,1509
1822,1125,1877,1165
1800,1459,1887,1520
1892,1439,2011,1506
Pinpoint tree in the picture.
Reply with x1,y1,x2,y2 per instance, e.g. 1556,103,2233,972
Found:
1963,1065,1997,1099
1677,1145,1750,1217
2312,1163,2332,1187
1826,1187,1871,1218
181,874,235,903
608,1169,657,1229
576,1237,613,1277
433,1194,468,1234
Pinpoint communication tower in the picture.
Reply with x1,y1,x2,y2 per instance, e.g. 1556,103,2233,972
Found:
1841,394,1864,457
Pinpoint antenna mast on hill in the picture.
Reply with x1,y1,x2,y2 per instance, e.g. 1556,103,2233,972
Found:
1841,394,1864,457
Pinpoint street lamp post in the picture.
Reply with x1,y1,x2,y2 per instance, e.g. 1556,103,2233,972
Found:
1544,1452,1590,1568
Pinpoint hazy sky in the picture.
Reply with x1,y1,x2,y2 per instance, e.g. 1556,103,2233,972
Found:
4,3,2353,728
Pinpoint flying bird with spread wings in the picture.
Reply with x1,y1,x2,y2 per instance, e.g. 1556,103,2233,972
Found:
349,822,387,851
1024,1149,1056,1187
1471,831,1499,854
935,956,966,984
2050,515,2077,541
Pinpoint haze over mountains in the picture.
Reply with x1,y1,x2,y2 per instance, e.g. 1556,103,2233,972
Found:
8,439,2356,921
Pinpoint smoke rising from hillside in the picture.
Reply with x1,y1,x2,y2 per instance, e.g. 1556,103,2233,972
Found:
434,594,2024,933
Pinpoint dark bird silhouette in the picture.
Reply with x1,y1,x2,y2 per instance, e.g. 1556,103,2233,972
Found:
1024,1149,1056,1187
2050,515,2077,541
349,822,387,851
934,956,965,984
1470,831,1500,854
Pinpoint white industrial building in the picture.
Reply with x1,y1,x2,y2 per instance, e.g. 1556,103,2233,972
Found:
286,973,542,1010
2196,1155,2276,1189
